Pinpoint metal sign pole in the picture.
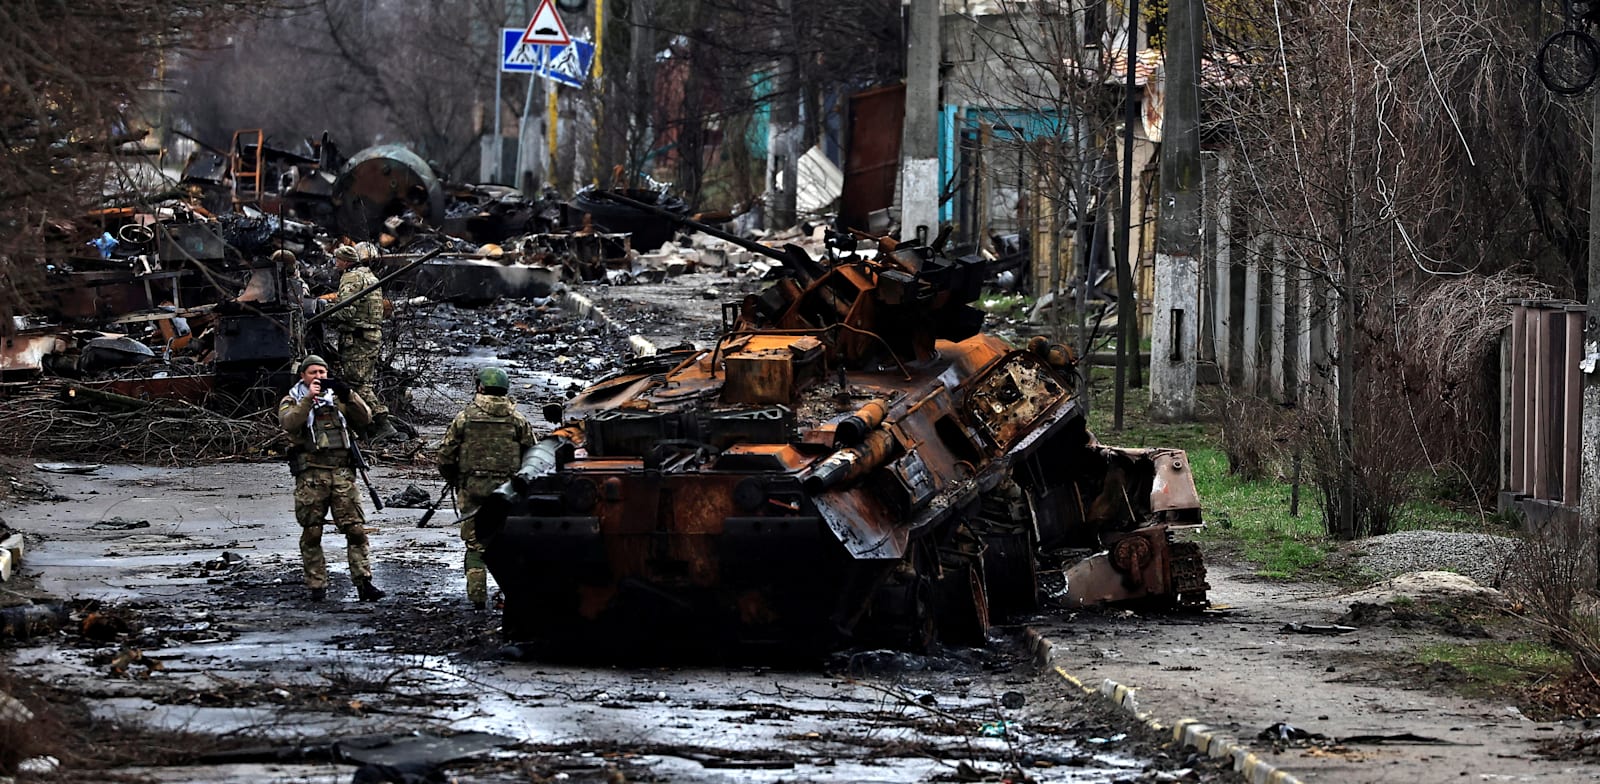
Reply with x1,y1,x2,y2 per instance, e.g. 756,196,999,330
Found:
493,43,504,184
513,50,541,194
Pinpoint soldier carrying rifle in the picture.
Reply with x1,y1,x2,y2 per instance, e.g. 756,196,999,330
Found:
279,354,386,602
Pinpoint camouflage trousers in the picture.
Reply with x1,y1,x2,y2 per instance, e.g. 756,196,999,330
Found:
338,328,387,416
294,467,371,589
456,475,504,604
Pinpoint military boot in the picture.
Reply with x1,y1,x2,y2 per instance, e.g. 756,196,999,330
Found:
356,578,385,601
309,587,326,602
467,568,488,610
367,414,401,444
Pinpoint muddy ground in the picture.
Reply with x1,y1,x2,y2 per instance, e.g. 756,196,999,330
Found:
6,273,1600,783
0,459,1222,783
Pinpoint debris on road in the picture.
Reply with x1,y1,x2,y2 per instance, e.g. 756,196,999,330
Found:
32,463,102,474
1280,622,1358,635
89,517,151,530
383,484,433,509
0,603,68,641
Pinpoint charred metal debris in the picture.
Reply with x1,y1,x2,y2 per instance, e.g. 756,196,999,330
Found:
7,130,1208,647
2,131,720,453
474,194,1210,654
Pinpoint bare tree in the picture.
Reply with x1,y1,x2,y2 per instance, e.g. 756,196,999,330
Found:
0,0,275,328
1205,0,1585,535
175,0,504,178
942,3,1137,393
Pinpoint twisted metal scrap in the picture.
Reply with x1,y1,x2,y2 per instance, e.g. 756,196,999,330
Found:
0,381,285,466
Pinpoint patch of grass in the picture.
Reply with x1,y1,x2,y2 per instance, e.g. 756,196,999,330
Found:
1074,370,1521,580
1185,445,1334,578
977,290,1034,321
1083,376,1211,447
1417,640,1571,692
1390,498,1491,532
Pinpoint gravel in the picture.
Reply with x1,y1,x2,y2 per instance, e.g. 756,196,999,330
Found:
1347,530,1521,587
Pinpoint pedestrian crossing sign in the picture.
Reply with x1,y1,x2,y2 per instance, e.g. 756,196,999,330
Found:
501,28,594,89
501,30,543,73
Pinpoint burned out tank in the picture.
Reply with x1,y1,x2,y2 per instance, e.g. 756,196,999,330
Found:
475,196,1208,652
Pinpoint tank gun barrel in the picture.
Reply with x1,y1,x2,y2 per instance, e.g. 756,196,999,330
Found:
800,428,897,493
593,190,825,283
834,399,889,447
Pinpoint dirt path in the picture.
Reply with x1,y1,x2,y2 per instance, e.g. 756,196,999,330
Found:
1033,559,1600,782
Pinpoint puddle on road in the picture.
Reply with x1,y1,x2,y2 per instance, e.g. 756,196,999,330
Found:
14,620,1159,783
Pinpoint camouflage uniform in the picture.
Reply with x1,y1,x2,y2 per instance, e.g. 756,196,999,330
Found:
279,384,375,591
326,265,387,417
437,392,537,604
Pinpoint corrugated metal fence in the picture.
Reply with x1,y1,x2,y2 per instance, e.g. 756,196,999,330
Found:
1500,300,1584,526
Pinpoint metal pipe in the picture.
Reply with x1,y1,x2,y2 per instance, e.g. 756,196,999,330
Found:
514,434,572,487
493,27,504,184
834,399,889,446
801,428,897,493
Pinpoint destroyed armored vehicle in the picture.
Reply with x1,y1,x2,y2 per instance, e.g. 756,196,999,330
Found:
476,197,1207,651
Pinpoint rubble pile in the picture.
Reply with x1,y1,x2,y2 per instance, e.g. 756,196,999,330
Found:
4,128,929,469
3,129,722,459
416,298,636,379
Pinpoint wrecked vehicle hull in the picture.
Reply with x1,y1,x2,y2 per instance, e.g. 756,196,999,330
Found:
481,339,1209,653
477,199,1208,653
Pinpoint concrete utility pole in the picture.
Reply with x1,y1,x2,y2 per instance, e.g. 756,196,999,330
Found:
1113,0,1140,432
768,0,799,229
1149,0,1202,421
899,0,940,241
1581,81,1600,569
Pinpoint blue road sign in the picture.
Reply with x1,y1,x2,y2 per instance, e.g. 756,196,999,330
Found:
502,28,542,73
501,28,594,89
545,39,594,88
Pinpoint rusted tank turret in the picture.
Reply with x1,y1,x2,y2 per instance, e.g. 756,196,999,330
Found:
476,195,1208,652
331,144,444,241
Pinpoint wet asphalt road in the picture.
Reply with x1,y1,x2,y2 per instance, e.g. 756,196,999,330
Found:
1,460,1211,783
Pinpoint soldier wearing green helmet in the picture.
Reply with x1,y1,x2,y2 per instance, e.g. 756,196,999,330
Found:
437,366,539,609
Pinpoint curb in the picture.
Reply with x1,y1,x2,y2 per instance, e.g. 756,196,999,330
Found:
557,289,612,329
556,290,660,357
1027,628,1307,784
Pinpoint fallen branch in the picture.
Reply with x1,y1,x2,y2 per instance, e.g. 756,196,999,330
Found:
0,380,285,465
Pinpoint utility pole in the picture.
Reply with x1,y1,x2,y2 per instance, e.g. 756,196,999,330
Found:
486,4,504,185
766,0,800,229
899,0,940,241
1581,74,1600,574
1113,0,1140,432
1149,0,1201,421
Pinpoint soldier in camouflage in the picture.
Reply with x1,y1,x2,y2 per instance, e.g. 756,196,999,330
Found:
437,367,538,609
278,355,385,602
327,244,399,443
